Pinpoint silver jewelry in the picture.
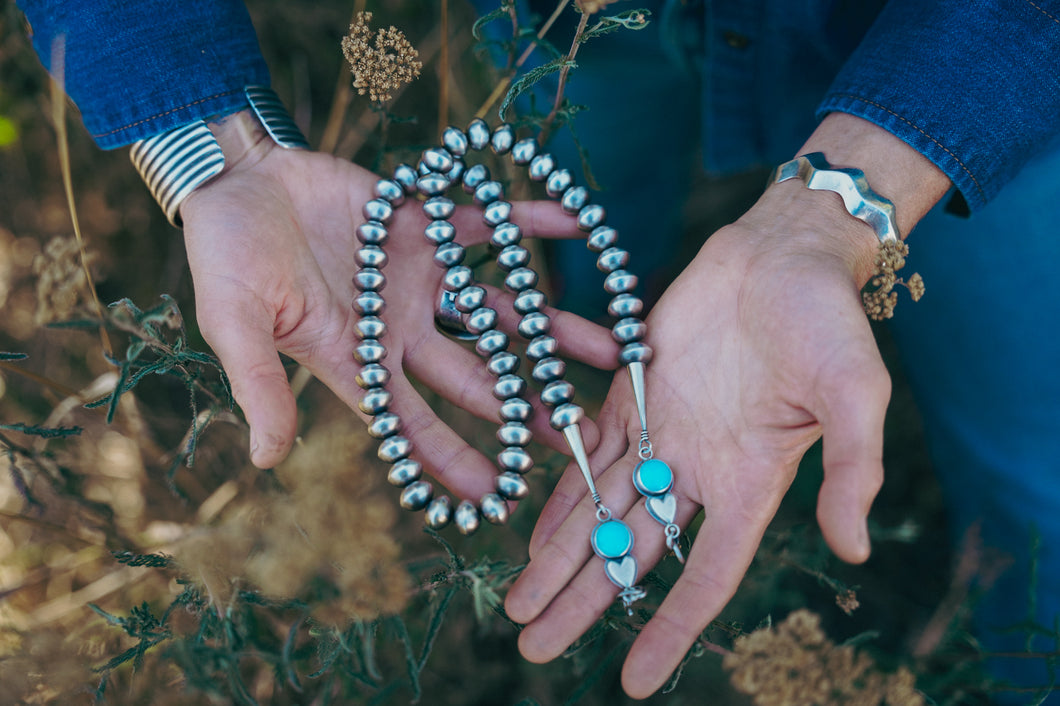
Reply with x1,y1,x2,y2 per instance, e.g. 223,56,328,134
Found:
130,86,308,227
771,152,900,243
354,119,678,613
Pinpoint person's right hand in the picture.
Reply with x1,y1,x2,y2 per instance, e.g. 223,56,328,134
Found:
179,111,617,503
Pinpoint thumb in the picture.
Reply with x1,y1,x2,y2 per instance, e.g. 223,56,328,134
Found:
814,353,891,564
201,308,298,468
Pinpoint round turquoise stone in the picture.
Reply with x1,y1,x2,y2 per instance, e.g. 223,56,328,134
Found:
591,519,633,560
634,458,673,495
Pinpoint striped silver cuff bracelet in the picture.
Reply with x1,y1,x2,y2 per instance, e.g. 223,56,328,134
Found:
129,86,309,227
771,152,900,243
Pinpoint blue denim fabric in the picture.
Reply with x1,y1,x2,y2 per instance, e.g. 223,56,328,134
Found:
17,0,269,148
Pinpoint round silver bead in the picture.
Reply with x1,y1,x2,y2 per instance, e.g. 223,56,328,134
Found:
399,480,432,511
433,241,466,268
587,225,618,252
454,500,480,535
496,472,530,500
504,267,538,292
425,496,453,529
443,265,473,291
378,435,412,463
577,204,606,231
526,334,558,361
442,126,469,156
466,306,498,335
424,220,456,245
362,198,394,225
490,124,515,154
455,285,486,313
387,458,422,486
531,356,566,383
618,341,654,365
497,447,534,474
353,267,386,292
475,329,509,357
604,269,638,295
540,380,575,407
355,316,386,340
417,172,450,197
367,411,401,438
549,403,584,431
493,373,527,400
597,247,630,273
497,245,530,271
545,169,573,198
491,222,522,249
356,221,389,246
511,137,538,165
354,339,387,365
483,200,512,227
514,288,547,314
423,196,455,220
480,493,510,525
446,159,464,183
467,118,491,151
354,291,385,316
500,397,533,422
359,387,392,415
561,186,590,214
528,153,556,182
497,421,532,447
517,311,551,339
474,180,504,206
608,293,644,318
420,147,453,174
392,163,418,193
462,163,490,192
357,363,391,389
612,317,647,344
417,161,432,177
374,179,405,206
487,351,520,376
355,245,388,269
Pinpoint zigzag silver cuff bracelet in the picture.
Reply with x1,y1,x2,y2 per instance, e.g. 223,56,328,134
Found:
771,152,900,244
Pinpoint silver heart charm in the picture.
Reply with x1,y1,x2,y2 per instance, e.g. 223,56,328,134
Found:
645,492,677,525
604,555,639,589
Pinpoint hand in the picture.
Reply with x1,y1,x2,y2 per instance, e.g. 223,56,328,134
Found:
179,111,616,501
504,180,907,697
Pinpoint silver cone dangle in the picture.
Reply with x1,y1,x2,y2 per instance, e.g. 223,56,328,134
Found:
352,117,678,614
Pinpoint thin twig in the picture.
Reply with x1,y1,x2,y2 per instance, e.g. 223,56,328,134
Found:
49,37,113,359
538,9,589,143
475,0,571,119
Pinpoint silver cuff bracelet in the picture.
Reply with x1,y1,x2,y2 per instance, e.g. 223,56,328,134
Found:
130,85,309,227
771,152,900,243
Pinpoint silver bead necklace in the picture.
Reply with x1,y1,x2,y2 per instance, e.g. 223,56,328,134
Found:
353,118,684,614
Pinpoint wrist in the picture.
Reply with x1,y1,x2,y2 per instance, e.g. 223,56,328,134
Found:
129,86,308,227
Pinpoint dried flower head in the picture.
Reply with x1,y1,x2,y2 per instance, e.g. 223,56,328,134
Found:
723,610,924,706
341,11,423,104
862,240,925,321
32,235,97,324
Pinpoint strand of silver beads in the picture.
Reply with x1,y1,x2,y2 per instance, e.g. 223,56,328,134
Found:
353,118,678,612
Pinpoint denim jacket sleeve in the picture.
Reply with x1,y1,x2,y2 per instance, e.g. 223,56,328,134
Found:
16,0,270,149
818,0,1060,212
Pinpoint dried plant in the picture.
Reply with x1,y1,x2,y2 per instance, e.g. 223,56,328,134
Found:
863,240,925,320
341,11,423,104
724,610,924,706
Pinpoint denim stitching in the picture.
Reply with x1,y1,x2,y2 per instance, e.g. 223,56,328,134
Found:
830,93,985,201
1024,0,1060,25
92,88,243,140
